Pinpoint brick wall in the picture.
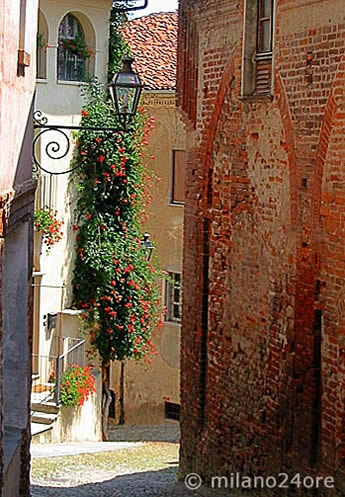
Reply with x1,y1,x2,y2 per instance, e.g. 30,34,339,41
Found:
178,0,345,494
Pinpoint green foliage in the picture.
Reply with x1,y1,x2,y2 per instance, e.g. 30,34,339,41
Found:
59,35,93,59
72,80,162,365
60,364,96,407
34,208,64,251
37,33,48,50
108,4,132,81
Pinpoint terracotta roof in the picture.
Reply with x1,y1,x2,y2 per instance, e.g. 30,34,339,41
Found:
121,12,178,91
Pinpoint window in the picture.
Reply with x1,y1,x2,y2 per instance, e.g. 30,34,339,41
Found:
170,150,186,205
164,272,182,323
242,0,274,96
57,14,89,82
37,10,48,79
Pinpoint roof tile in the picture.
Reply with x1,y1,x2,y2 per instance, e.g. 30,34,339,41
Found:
121,12,178,91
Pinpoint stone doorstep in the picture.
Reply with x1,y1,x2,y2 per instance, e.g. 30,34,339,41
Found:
31,411,59,425
31,401,59,415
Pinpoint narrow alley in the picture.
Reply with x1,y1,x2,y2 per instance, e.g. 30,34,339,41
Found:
30,425,218,497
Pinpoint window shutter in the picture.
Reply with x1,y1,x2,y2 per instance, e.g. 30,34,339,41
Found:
255,54,272,94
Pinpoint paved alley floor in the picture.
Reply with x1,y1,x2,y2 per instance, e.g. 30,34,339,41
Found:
31,423,228,497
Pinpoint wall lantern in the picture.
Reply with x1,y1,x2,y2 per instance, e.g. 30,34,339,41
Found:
141,232,154,262
109,57,143,118
33,57,144,176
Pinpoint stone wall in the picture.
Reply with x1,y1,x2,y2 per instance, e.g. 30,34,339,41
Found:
178,0,345,494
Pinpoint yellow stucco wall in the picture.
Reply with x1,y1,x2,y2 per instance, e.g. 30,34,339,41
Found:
110,91,186,425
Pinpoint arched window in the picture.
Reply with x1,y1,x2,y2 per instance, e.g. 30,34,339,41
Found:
37,9,48,79
57,13,91,82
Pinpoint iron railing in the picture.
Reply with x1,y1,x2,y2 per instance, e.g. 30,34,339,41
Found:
55,338,86,406
31,337,86,406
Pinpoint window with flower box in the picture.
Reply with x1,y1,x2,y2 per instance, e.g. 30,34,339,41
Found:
57,13,91,82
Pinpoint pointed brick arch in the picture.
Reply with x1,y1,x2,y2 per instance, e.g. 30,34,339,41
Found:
276,74,298,226
200,48,239,215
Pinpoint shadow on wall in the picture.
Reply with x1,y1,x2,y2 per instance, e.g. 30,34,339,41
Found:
61,173,79,307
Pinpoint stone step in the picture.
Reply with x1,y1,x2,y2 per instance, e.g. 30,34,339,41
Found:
31,402,59,415
31,411,59,425
31,422,53,437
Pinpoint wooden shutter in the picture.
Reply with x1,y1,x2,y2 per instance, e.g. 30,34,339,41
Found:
255,54,272,94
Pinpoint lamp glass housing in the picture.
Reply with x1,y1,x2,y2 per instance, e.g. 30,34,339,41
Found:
109,57,143,116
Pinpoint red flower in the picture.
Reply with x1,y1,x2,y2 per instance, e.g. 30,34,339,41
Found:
111,280,116,286
81,110,88,117
85,213,92,220
105,307,111,313
98,155,105,162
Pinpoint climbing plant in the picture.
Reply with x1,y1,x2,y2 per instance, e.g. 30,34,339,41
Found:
72,79,161,367
108,2,133,79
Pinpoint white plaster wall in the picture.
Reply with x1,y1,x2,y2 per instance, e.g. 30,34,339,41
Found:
32,368,102,443
34,0,112,362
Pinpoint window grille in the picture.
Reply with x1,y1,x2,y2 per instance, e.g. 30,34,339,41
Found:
164,401,180,421
57,14,88,82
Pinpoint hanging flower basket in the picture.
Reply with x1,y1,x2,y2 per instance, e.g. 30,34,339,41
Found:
34,208,64,252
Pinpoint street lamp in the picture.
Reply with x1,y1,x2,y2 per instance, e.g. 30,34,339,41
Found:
33,57,144,175
109,57,143,118
141,232,154,262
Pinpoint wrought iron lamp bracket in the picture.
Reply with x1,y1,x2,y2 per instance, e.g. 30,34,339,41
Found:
33,110,127,176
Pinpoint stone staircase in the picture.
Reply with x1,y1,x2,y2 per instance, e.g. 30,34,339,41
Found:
31,401,60,437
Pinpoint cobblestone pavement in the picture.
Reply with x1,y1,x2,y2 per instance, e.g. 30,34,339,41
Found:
31,424,230,497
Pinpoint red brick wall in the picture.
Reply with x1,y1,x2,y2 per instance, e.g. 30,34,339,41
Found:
178,0,345,493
